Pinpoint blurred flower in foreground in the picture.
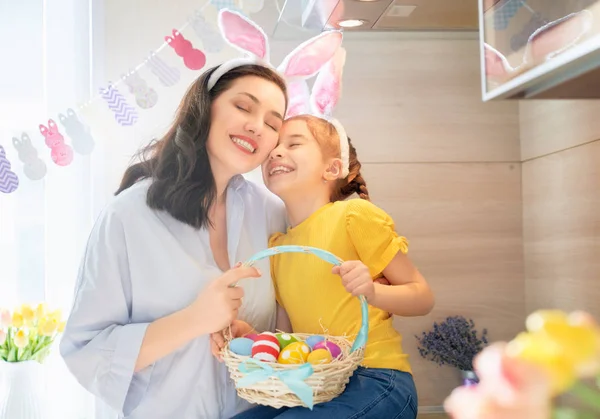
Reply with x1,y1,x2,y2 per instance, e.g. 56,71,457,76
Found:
507,310,600,394
444,310,600,419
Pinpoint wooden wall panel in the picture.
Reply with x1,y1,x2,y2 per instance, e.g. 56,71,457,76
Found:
272,33,521,164
310,33,523,407
520,100,600,160
522,141,600,319
361,162,525,406
337,34,520,163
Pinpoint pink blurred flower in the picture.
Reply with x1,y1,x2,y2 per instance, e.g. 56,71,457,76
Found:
0,309,11,328
444,343,552,419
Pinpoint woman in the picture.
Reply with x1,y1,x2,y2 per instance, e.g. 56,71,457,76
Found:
59,6,346,414
60,64,289,419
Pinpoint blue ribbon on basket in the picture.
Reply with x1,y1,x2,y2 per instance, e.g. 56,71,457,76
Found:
236,358,316,409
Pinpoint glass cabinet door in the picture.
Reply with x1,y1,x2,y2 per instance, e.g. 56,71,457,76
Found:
480,0,600,99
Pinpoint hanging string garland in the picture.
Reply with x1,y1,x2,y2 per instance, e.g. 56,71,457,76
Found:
0,0,265,195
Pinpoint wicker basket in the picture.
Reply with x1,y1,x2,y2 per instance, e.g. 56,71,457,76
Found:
222,245,369,410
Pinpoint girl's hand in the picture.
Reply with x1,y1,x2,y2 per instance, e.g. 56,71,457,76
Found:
332,261,375,302
210,320,255,362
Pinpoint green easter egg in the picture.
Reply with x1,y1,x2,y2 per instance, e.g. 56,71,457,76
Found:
275,333,299,349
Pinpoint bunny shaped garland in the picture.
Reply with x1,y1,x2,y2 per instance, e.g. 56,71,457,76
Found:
286,47,350,178
207,9,343,91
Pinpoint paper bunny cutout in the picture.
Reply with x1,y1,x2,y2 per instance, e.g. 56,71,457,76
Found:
147,51,181,87
0,144,19,194
100,84,139,126
166,29,206,70
12,133,47,180
189,10,224,54
58,108,96,155
39,119,73,167
207,9,343,90
286,47,350,177
122,71,159,109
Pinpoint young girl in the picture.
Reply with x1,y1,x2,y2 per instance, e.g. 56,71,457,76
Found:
229,49,435,419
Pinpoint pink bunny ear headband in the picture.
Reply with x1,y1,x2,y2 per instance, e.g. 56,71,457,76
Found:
286,47,350,178
207,9,343,91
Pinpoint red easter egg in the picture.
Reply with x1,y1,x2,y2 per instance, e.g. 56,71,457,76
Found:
251,333,280,363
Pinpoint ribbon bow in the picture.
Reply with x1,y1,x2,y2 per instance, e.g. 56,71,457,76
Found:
237,358,315,409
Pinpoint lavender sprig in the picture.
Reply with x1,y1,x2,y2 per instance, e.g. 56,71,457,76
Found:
415,316,488,371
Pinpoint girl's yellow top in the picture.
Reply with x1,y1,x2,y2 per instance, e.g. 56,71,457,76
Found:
270,199,412,372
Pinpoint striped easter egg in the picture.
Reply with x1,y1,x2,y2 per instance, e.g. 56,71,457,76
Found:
251,332,280,363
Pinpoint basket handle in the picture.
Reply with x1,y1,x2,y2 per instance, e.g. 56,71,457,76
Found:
241,245,368,353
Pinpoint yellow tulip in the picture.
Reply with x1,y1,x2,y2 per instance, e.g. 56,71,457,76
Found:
526,310,600,376
39,317,58,337
37,317,46,334
48,309,62,323
0,309,11,328
507,331,576,395
20,304,35,323
508,310,600,395
58,321,66,333
525,310,568,331
12,312,24,328
13,329,29,349
35,303,47,319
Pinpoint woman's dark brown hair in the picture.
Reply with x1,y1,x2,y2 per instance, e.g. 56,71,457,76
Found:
287,115,369,202
115,64,287,229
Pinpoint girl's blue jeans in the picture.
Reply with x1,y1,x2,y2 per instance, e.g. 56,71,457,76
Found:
231,367,418,419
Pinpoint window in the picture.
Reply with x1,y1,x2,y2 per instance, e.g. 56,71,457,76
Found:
0,1,114,417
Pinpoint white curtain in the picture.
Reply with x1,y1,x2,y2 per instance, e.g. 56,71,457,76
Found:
0,1,264,417
0,0,113,417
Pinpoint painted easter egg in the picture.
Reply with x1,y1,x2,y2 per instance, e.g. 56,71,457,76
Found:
229,337,254,356
313,341,342,360
251,332,280,363
307,348,332,365
276,333,299,349
278,341,311,365
245,333,259,342
306,335,325,349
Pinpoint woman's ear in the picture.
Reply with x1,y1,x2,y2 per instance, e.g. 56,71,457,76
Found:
323,158,343,182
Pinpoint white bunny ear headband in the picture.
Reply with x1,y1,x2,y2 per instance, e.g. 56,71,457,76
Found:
208,9,349,177
207,9,343,90
286,47,350,178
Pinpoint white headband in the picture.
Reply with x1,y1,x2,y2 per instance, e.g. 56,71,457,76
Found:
207,9,343,91
286,48,350,178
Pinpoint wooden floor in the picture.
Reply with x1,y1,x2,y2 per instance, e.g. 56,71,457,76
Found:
417,414,449,419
